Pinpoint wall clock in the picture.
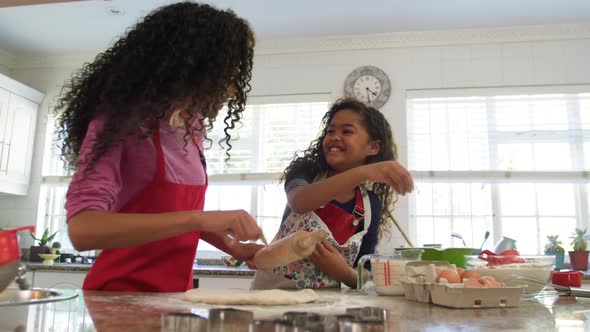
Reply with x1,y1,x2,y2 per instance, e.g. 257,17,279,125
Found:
343,66,391,109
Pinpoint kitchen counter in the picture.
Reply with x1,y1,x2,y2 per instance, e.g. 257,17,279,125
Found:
1,287,589,331
24,262,255,277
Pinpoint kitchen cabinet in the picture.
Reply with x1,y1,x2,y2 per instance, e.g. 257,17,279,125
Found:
22,264,255,290
31,271,85,289
0,74,44,195
195,276,253,290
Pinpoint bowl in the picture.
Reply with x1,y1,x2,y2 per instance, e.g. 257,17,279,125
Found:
38,254,60,265
418,248,476,268
465,255,555,292
222,256,244,267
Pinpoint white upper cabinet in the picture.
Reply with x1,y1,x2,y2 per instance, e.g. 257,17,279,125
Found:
0,74,44,195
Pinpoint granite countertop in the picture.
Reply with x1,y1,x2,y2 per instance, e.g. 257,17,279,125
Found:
24,262,256,277
1,287,589,331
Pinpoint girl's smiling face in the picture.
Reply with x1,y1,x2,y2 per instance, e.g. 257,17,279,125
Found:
322,109,381,174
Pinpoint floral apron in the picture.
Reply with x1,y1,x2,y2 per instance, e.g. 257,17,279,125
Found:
251,185,371,289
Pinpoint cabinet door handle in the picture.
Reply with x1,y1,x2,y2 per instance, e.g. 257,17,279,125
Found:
0,140,4,175
2,141,10,174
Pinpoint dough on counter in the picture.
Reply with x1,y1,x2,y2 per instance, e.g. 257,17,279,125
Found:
184,288,319,305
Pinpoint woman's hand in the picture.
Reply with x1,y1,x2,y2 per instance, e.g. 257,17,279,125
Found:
230,242,265,263
361,161,414,195
309,239,357,288
200,232,264,269
194,210,264,245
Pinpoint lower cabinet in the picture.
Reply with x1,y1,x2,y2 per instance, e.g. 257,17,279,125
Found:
20,269,253,290
194,276,253,290
32,271,86,289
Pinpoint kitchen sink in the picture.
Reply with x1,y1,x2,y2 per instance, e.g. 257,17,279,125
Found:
0,288,78,306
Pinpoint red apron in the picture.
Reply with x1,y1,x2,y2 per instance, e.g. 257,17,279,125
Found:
82,127,207,292
315,187,365,245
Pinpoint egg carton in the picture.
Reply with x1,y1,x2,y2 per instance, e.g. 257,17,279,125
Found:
402,260,523,308
401,281,523,308
430,284,523,308
401,260,452,304
400,280,433,303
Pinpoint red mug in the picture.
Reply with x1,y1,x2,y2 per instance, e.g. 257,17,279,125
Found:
551,271,583,288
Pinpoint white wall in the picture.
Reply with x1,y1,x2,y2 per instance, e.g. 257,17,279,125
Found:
2,25,590,253
0,48,14,77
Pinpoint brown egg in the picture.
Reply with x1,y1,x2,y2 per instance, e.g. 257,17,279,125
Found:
460,269,481,280
456,267,465,276
479,276,501,288
464,277,484,288
437,269,461,283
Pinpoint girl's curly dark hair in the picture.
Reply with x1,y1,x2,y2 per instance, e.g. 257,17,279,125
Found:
55,2,255,171
282,98,399,238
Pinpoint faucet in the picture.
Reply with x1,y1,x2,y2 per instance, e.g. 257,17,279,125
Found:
14,264,30,290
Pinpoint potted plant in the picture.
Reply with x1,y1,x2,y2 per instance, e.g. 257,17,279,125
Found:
29,229,57,263
569,228,590,271
544,235,565,270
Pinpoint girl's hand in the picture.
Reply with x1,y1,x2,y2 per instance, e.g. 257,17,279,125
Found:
361,161,414,195
230,242,265,263
310,240,356,287
194,210,264,244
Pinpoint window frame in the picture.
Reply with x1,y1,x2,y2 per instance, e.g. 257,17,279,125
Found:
406,85,590,254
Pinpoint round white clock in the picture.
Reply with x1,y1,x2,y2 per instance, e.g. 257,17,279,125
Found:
343,66,391,109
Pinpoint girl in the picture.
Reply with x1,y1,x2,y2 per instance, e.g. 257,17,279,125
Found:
252,98,413,289
56,2,264,292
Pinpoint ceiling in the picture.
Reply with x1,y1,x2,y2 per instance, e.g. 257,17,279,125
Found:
0,0,589,55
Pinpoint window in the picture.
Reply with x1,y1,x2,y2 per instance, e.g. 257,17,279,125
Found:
38,95,329,258
199,95,329,256
406,86,590,254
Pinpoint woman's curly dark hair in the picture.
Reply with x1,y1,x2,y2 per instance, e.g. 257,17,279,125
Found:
55,2,255,171
282,98,399,238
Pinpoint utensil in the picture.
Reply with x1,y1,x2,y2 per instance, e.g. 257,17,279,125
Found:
208,308,253,332
493,236,517,253
479,231,490,250
0,288,78,306
504,275,590,297
392,217,414,247
161,312,207,332
451,232,467,247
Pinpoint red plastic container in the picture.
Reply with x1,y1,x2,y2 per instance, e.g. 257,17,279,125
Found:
551,271,583,288
0,226,35,266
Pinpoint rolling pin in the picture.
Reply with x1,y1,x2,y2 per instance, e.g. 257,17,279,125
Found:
252,230,328,270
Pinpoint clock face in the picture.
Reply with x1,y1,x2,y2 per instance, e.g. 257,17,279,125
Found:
343,66,391,109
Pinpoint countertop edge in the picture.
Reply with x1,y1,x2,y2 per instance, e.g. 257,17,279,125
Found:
24,263,255,277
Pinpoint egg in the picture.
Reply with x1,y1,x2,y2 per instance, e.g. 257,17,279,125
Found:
437,269,461,283
460,269,481,280
464,277,484,288
479,276,501,288
456,267,465,276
